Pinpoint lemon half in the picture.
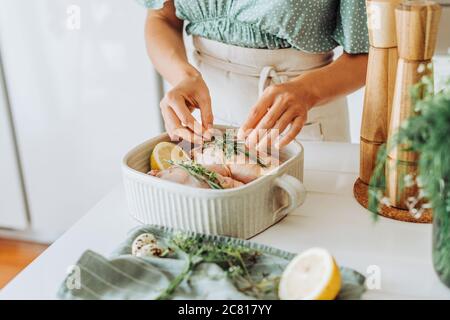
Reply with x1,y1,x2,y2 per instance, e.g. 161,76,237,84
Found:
150,142,189,171
278,248,341,300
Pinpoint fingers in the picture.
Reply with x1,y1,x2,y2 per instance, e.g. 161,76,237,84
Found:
173,127,201,144
165,94,203,136
160,102,200,144
277,116,305,148
199,95,214,129
253,99,287,132
237,90,274,140
257,108,296,150
246,128,266,151
246,99,287,148
162,90,213,142
198,95,214,140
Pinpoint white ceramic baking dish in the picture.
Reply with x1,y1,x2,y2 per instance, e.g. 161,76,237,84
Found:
122,128,306,239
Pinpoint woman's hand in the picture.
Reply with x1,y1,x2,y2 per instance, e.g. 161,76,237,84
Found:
145,3,213,143
160,74,213,143
238,79,317,149
238,53,369,149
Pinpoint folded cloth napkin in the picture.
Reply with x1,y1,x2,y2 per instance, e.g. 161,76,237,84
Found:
58,225,366,300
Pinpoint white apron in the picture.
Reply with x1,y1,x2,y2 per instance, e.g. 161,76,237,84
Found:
190,36,351,142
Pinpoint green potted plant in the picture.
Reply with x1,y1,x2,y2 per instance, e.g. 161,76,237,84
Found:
369,66,450,288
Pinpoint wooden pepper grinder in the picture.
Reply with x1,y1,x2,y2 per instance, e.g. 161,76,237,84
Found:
387,1,441,209
360,0,401,185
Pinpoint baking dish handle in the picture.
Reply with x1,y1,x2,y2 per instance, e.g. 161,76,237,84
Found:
272,174,307,222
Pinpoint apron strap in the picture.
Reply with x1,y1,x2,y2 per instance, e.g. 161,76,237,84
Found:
258,66,289,97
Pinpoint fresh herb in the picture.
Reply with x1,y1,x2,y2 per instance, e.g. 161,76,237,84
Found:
205,132,268,168
155,233,278,300
168,160,224,189
368,67,450,284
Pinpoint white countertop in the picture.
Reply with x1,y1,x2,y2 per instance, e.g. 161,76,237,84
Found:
1,142,449,300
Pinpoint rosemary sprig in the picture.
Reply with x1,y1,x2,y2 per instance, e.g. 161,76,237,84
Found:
168,160,223,189
240,147,268,168
155,254,194,300
155,233,274,300
205,132,268,168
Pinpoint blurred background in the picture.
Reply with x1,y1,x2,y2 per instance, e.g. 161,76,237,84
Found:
0,0,161,241
0,0,162,287
0,0,449,288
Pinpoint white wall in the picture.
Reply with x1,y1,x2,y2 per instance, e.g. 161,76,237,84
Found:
0,53,28,230
0,0,161,239
347,88,364,143
436,4,450,56
331,47,364,143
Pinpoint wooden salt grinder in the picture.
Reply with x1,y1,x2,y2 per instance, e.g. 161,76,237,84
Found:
387,1,441,209
360,0,401,185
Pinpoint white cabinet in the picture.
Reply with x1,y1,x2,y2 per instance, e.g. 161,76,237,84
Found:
0,57,28,230
0,0,162,240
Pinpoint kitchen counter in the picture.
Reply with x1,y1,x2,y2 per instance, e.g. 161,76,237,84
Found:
1,142,449,300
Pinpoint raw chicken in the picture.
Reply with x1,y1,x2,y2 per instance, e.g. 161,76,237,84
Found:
149,167,210,189
192,144,278,184
202,163,232,178
148,133,280,189
227,163,263,184
214,175,244,189
149,164,243,189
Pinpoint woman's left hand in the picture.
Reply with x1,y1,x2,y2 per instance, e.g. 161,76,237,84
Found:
238,80,317,149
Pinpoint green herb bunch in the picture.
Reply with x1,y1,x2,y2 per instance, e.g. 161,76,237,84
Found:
168,160,224,189
205,132,268,168
156,233,278,300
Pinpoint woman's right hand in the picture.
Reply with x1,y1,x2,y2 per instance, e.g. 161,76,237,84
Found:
160,74,213,143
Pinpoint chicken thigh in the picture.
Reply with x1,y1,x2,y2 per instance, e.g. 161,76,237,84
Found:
149,167,210,189
149,164,243,189
193,144,278,184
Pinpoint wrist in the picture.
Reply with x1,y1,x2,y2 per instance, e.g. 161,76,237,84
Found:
177,65,202,83
289,78,321,111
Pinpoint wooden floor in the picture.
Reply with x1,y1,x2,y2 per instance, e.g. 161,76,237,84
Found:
0,238,48,289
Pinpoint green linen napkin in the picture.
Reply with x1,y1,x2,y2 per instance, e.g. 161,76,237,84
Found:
58,225,366,300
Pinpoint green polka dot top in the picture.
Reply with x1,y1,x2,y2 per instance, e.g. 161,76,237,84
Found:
137,0,369,54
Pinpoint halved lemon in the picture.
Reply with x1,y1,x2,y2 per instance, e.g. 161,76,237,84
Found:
278,248,341,300
150,142,189,171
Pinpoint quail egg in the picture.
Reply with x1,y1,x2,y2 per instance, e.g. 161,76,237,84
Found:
135,243,165,258
131,233,157,256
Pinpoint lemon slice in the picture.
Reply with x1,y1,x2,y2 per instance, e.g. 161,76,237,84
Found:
278,248,341,300
150,142,189,170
